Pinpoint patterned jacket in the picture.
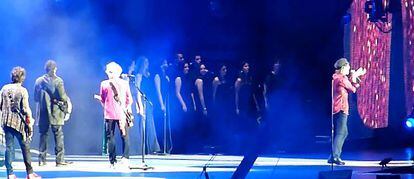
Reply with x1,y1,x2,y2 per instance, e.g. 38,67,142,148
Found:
0,83,33,141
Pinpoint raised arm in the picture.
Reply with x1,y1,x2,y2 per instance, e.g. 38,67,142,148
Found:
340,77,358,93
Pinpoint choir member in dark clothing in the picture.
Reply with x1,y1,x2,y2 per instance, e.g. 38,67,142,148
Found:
172,62,195,153
135,57,161,154
212,63,234,151
263,61,281,110
235,62,259,118
194,64,214,149
154,59,172,153
189,55,203,84
194,64,212,116
234,62,260,153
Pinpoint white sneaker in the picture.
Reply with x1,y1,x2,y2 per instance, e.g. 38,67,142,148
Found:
117,157,130,172
119,157,130,168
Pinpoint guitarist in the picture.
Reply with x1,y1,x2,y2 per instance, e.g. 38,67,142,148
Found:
98,61,133,168
0,66,41,179
34,60,72,167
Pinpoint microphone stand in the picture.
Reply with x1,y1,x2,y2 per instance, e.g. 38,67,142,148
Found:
129,77,154,170
199,154,216,179
153,73,172,155
160,93,169,155
162,80,172,155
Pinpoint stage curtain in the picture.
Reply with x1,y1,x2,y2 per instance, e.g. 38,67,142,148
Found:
349,0,392,128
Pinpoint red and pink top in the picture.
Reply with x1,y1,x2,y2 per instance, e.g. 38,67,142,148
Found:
332,73,359,115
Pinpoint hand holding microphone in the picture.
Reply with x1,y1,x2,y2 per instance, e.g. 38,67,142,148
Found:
354,67,367,77
350,67,367,83
121,73,135,78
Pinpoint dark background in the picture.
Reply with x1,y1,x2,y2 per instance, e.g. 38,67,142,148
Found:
0,0,409,155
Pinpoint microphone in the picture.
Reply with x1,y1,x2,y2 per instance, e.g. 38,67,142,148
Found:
350,70,361,83
121,74,135,78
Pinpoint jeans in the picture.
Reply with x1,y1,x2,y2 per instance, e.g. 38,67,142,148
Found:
331,112,348,159
4,126,33,175
105,119,130,164
39,124,65,164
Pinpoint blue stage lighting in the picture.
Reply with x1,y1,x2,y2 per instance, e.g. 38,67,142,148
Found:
405,117,414,128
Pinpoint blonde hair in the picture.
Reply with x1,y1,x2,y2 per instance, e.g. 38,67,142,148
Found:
105,62,123,77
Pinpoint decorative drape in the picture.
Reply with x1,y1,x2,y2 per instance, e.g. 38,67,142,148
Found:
350,1,392,128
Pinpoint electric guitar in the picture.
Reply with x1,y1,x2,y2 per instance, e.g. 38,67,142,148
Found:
53,97,72,121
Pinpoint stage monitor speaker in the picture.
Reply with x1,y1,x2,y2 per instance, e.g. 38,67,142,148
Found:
318,170,352,179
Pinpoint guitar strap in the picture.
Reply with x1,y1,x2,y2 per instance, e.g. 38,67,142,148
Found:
7,90,31,141
109,81,133,127
40,76,68,113
109,81,120,104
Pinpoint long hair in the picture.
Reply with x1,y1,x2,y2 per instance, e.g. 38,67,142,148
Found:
135,56,149,75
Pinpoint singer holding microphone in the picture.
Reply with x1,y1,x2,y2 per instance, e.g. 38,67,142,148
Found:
328,58,366,165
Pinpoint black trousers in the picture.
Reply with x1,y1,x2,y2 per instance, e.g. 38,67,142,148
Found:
4,126,33,175
39,124,65,164
105,119,130,164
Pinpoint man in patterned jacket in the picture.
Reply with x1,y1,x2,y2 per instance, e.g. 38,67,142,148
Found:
0,66,41,179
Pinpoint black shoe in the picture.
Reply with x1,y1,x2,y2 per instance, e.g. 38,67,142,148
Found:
56,161,73,167
327,158,345,165
38,161,47,166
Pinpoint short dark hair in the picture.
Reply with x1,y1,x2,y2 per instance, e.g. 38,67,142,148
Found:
44,60,57,73
334,58,349,70
11,66,26,83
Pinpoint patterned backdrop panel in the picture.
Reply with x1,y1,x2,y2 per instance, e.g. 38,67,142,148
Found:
403,0,414,116
350,0,392,128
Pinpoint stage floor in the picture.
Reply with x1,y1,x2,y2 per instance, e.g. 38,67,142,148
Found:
2,149,414,179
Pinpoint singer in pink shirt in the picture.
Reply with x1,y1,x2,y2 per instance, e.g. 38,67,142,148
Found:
98,62,133,168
